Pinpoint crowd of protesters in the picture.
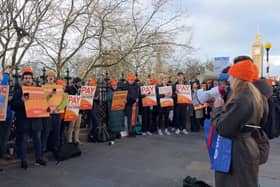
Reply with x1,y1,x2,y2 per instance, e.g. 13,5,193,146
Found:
0,56,279,179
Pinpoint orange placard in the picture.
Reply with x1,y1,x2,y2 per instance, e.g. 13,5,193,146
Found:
176,84,192,104
64,95,81,121
22,86,50,118
42,84,64,113
0,86,9,121
131,102,137,127
158,86,174,107
111,91,128,111
140,85,157,107
80,86,96,110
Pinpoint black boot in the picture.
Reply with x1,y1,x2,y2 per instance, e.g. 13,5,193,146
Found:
21,160,28,170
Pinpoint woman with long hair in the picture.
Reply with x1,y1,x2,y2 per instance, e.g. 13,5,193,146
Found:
211,60,263,187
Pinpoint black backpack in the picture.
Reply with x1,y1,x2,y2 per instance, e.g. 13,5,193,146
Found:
53,143,82,163
93,124,111,142
183,176,212,187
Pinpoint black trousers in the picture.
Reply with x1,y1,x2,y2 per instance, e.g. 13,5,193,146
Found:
174,104,187,130
158,108,170,130
142,107,153,132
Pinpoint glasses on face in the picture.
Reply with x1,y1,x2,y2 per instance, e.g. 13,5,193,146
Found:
24,77,33,80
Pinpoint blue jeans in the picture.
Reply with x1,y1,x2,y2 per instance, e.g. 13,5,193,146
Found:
41,117,52,152
16,130,42,161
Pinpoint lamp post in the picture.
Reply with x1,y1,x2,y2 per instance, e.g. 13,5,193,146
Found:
264,42,272,76
64,68,72,86
40,67,46,84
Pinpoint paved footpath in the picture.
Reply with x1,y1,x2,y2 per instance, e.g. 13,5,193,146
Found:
0,132,279,187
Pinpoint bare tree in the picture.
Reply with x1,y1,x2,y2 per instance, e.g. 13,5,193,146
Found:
35,0,99,78
0,0,51,70
78,0,192,79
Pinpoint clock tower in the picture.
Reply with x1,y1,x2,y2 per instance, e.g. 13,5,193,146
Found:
252,32,264,77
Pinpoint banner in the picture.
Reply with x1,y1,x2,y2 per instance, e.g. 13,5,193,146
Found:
22,86,50,118
0,86,9,121
42,84,64,113
158,86,174,107
111,91,128,111
176,84,192,104
64,95,81,121
214,57,230,73
140,85,157,107
80,86,96,110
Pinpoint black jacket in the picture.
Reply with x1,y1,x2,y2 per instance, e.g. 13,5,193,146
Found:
123,82,139,106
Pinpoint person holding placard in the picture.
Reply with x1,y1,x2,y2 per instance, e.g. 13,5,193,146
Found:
173,72,189,135
157,76,172,135
0,66,13,165
107,80,125,144
41,70,67,153
65,77,82,143
140,77,154,136
11,67,46,169
124,74,139,137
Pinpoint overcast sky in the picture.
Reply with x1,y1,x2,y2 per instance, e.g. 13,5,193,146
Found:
169,0,280,76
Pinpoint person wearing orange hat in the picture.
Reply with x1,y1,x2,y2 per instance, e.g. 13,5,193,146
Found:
210,59,264,187
106,79,124,145
140,77,155,136
88,79,97,86
41,70,68,154
123,74,139,137
11,67,47,169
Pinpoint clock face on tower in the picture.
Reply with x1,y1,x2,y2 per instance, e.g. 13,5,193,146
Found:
253,48,261,55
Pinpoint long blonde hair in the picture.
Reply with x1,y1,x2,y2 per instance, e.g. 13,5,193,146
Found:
225,77,263,117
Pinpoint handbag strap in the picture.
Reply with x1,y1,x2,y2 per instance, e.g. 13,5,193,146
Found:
244,124,261,129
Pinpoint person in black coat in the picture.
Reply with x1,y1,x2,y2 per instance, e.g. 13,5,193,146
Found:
123,74,139,137
157,76,172,135
173,72,190,135
11,67,47,169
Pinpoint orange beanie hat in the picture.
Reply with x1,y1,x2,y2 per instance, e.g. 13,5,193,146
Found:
56,79,65,85
22,67,33,74
151,78,158,85
252,63,259,82
109,79,117,86
127,74,136,81
228,60,254,82
88,79,96,86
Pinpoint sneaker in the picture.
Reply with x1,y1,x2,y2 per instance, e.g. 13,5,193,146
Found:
175,129,181,135
182,129,189,135
171,127,176,131
147,131,153,136
109,141,115,145
165,129,171,135
35,159,47,166
21,160,28,170
158,129,163,136
142,132,146,136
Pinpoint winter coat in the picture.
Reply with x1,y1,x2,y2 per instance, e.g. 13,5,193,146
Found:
211,91,262,187
10,86,43,132
107,88,124,132
123,82,139,106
